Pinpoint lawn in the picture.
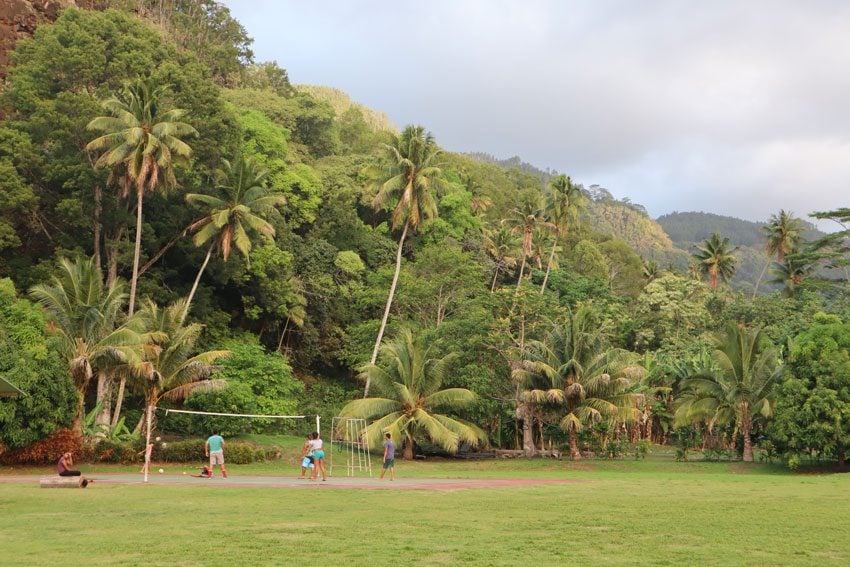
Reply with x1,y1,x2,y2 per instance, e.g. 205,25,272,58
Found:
2,444,849,566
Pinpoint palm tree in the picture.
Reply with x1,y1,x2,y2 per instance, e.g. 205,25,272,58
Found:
87,79,197,422
505,194,549,296
460,172,492,215
752,210,803,297
86,78,198,317
540,175,586,293
769,251,819,298
676,323,782,462
29,257,143,436
692,232,737,290
133,299,229,481
365,125,445,396
184,155,287,322
483,226,519,292
642,260,661,283
340,328,487,459
515,306,642,459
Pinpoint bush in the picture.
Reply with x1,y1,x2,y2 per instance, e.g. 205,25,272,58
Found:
634,439,651,460
81,439,141,464
155,439,270,464
0,429,81,465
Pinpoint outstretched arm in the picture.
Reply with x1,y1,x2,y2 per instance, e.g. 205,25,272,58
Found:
205,441,209,456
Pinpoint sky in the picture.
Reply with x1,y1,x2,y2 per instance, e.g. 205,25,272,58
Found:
224,0,850,225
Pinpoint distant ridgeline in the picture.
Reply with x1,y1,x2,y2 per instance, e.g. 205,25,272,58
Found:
465,153,831,293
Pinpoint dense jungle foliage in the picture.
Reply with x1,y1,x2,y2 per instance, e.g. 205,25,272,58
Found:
1,2,849,468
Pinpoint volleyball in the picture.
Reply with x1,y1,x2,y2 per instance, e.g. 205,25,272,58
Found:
155,436,161,442
158,468,164,474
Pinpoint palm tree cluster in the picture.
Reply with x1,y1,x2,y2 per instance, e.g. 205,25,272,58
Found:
514,306,643,459
30,77,288,440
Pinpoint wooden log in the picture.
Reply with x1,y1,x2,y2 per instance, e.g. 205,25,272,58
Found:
40,476,88,488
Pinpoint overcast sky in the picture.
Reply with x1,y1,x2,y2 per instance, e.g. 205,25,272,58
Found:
225,0,850,224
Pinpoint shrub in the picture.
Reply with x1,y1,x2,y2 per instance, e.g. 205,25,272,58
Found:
634,439,651,460
0,429,81,465
154,439,270,464
81,439,141,464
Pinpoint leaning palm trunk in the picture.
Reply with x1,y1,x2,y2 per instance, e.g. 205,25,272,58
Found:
751,258,771,299
540,238,558,293
490,263,501,292
514,255,527,296
182,244,213,323
365,220,409,397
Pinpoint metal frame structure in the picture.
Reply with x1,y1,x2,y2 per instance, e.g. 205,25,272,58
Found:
330,417,372,477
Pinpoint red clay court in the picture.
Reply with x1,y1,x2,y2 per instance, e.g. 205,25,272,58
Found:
0,473,581,490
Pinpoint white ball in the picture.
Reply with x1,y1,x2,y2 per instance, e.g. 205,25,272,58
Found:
158,468,164,474
155,436,161,442
161,442,168,448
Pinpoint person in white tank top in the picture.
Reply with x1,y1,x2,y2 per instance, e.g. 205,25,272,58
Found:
309,432,327,481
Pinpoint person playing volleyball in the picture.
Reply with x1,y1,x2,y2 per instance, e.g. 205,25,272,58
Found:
309,431,326,481
205,431,227,478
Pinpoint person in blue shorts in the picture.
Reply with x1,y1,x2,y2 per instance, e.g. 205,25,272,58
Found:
298,434,315,478
379,432,395,480
309,431,326,481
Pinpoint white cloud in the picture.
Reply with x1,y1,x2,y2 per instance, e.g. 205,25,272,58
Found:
226,0,850,223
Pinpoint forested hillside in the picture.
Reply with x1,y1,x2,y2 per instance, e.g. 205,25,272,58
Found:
1,0,849,469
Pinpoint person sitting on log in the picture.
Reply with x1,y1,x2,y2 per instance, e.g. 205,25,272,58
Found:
57,451,81,477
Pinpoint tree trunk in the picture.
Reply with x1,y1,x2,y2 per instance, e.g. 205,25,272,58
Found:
111,379,127,429
128,187,144,317
72,391,85,438
403,438,414,460
538,418,545,452
751,258,771,299
106,223,126,288
514,255,527,296
365,220,409,397
569,428,581,460
94,369,111,434
838,449,846,468
93,184,102,273
540,238,558,294
490,263,501,292
182,244,213,323
517,402,536,457
741,419,754,462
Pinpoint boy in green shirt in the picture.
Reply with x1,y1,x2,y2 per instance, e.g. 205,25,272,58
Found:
205,432,227,478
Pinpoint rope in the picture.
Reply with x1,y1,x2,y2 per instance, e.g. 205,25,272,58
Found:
161,408,310,419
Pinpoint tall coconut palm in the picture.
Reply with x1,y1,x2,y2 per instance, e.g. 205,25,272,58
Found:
676,323,782,462
692,232,738,290
752,210,803,297
505,195,549,296
540,175,586,293
365,125,445,396
183,155,287,322
86,78,198,317
515,305,642,459
133,299,229,481
87,79,197,423
483,226,519,292
29,257,143,436
340,328,487,459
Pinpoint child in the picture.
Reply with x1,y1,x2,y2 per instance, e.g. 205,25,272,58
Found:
379,433,395,480
298,434,315,478
139,442,154,474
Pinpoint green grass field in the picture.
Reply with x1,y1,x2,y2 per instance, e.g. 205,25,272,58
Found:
3,442,850,566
